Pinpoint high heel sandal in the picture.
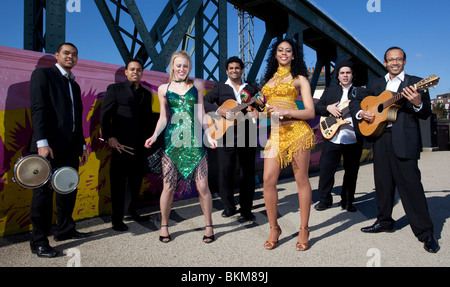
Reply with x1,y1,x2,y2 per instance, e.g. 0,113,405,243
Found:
264,225,282,250
159,224,171,243
203,225,215,243
296,226,310,251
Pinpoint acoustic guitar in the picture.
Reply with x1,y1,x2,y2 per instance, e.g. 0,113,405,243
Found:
359,75,440,137
205,97,255,140
320,100,351,140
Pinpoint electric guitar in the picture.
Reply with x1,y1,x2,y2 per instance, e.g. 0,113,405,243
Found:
320,100,351,140
359,75,440,137
205,97,255,140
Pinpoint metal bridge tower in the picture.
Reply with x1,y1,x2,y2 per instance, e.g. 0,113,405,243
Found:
236,7,255,80
24,0,66,54
92,0,228,81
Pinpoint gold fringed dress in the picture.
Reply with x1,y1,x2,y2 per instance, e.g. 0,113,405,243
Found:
261,75,315,169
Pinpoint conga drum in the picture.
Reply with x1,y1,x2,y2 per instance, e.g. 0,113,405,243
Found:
13,155,51,189
51,167,79,194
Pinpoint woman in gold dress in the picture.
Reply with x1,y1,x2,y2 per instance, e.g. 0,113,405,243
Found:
261,38,315,251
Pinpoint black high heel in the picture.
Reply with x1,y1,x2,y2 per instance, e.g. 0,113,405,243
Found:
203,225,215,243
159,224,171,243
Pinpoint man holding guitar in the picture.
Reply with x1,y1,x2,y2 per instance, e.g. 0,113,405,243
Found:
357,47,439,253
203,57,259,221
315,60,367,212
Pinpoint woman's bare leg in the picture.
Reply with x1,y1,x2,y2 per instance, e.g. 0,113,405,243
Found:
263,157,282,244
292,148,312,246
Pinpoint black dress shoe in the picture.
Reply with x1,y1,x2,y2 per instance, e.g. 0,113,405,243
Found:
31,245,58,258
54,230,92,241
423,234,440,253
340,202,357,212
71,231,92,239
112,221,129,232
314,202,331,211
221,208,237,218
361,222,395,233
241,212,256,222
124,212,146,222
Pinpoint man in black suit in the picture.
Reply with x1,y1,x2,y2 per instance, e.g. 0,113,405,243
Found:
29,43,90,258
203,57,259,221
314,60,366,212
358,47,439,253
100,59,154,231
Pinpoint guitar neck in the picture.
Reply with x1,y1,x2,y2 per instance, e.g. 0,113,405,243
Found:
341,106,350,116
383,92,403,108
382,75,439,109
231,97,255,112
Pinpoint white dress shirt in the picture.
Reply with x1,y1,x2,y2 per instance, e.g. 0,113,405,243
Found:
215,78,247,114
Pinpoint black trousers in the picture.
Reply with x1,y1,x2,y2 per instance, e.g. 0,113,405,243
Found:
109,149,146,224
317,140,362,206
372,129,434,241
216,146,256,215
30,139,80,248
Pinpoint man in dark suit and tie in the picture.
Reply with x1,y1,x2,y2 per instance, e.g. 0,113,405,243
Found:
203,57,259,221
358,47,439,253
100,59,154,231
29,43,90,258
314,60,367,212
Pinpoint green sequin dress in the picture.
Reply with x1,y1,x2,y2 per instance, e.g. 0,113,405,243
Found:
148,85,207,193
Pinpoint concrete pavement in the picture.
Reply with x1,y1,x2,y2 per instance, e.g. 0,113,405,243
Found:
0,151,449,268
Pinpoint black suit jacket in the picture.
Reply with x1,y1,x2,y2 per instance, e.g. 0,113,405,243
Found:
29,65,85,156
100,80,153,151
362,74,431,159
315,84,367,140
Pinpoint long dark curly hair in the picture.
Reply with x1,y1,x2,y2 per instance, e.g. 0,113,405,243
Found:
263,38,309,84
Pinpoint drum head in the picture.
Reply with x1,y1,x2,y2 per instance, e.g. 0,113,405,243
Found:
13,155,51,189
51,167,79,194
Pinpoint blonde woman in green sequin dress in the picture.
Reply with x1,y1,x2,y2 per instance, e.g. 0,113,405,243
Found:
145,51,217,243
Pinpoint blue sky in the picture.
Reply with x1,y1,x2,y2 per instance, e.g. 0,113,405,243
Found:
1,0,448,98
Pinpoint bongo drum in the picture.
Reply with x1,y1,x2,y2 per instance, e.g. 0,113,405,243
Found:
13,155,51,189
51,166,79,194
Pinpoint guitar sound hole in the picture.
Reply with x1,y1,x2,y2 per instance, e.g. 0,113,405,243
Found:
377,104,383,113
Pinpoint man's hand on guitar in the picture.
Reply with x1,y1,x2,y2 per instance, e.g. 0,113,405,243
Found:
360,110,375,124
327,101,342,118
401,86,422,107
218,107,234,120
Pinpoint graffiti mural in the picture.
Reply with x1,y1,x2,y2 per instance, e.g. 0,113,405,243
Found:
0,46,216,236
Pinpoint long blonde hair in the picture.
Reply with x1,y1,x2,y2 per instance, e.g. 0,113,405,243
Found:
168,50,193,85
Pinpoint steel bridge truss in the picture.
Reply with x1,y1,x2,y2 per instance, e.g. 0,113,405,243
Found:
23,0,386,87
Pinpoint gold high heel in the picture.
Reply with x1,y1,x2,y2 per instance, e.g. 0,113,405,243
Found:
264,225,282,250
296,226,310,251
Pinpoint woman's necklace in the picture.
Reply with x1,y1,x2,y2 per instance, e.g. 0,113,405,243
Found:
174,78,186,83
273,66,291,85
